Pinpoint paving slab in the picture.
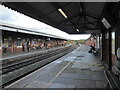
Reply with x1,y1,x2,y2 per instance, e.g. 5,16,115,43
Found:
93,74,107,81
52,77,77,85
78,74,93,80
75,80,97,88
59,73,80,79
49,83,75,88
96,81,107,88
25,81,49,88
62,68,80,74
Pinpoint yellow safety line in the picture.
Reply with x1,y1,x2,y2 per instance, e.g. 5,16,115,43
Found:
96,67,105,69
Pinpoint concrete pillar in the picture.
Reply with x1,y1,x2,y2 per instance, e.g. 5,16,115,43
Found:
108,28,112,70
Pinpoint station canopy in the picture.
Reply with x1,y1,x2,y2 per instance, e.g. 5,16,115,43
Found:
2,2,107,34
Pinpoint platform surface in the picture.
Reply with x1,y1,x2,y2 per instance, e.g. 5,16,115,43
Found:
5,44,107,89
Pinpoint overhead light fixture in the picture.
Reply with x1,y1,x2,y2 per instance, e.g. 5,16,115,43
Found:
101,18,111,29
80,8,82,12
76,29,79,32
58,8,68,19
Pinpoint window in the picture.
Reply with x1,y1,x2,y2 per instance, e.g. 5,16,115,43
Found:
17,40,21,46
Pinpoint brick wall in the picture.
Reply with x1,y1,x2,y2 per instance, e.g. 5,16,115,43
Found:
85,38,96,46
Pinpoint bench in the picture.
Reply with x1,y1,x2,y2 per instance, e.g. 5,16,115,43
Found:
104,63,120,90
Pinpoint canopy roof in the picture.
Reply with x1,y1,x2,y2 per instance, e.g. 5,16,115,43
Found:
3,2,118,34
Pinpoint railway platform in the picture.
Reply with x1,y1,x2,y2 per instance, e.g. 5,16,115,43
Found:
5,44,107,89
2,45,71,60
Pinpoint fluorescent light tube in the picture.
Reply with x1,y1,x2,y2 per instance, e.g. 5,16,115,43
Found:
58,8,68,19
76,29,79,32
101,18,111,29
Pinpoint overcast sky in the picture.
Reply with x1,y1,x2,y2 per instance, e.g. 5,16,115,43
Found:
0,5,91,40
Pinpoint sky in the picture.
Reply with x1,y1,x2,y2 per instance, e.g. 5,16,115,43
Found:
0,5,91,40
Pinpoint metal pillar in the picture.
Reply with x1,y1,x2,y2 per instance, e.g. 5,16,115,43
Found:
95,35,98,48
108,28,112,70
12,37,14,53
102,29,106,61
99,34,101,48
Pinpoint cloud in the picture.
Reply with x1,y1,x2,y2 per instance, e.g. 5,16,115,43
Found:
0,5,18,22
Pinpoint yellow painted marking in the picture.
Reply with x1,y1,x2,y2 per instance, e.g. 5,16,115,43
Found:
97,64,102,65
96,67,105,69
94,63,102,65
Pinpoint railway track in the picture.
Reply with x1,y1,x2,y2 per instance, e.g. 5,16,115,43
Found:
1,45,77,88
2,48,67,74
2,46,68,67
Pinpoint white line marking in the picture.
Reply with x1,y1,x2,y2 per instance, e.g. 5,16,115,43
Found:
43,61,71,88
